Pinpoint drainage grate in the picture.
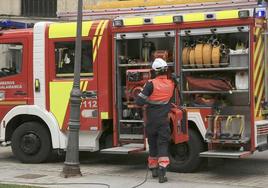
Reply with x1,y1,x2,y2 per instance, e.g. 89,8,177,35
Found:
15,174,47,179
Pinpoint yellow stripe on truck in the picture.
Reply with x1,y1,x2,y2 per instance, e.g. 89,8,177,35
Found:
93,21,104,45
93,20,108,62
154,15,173,24
98,20,109,47
50,81,85,129
93,20,105,62
49,21,93,39
253,26,265,118
82,81,88,91
184,12,205,22
122,9,242,26
216,10,239,20
124,17,143,26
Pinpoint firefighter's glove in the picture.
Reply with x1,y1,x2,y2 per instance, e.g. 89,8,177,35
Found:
171,73,180,85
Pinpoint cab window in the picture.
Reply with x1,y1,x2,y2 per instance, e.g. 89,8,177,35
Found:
0,43,23,77
55,40,93,78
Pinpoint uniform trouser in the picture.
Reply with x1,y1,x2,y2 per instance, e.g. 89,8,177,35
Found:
146,118,171,168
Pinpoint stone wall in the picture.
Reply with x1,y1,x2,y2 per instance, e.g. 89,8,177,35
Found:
58,0,105,13
58,0,225,12
0,0,21,16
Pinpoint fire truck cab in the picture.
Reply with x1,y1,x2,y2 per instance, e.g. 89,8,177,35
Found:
1,0,268,172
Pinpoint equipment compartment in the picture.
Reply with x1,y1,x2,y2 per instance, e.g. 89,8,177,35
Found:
179,26,251,145
115,30,176,144
180,26,250,106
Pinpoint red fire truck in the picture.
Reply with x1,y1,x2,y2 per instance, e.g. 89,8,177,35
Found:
0,0,268,172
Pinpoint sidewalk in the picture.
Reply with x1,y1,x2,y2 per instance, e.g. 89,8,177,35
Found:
0,146,266,188
0,168,248,188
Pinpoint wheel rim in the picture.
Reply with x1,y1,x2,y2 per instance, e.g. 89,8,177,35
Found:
20,132,41,155
170,142,190,163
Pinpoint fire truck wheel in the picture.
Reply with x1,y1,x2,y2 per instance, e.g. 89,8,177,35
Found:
169,129,205,173
11,121,52,163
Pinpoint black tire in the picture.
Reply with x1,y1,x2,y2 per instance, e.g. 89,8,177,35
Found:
11,121,52,163
169,129,206,173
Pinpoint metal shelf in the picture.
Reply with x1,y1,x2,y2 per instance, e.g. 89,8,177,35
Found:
120,134,144,140
229,52,248,56
182,90,248,94
206,137,250,144
120,119,144,123
182,66,248,72
118,62,174,67
118,63,151,67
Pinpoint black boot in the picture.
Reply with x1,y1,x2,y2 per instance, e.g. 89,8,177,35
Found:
158,166,168,183
151,168,158,178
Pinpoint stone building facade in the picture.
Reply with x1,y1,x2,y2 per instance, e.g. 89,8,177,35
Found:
0,0,107,23
0,0,225,24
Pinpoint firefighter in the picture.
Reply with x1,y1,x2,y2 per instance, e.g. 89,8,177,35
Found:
136,58,175,183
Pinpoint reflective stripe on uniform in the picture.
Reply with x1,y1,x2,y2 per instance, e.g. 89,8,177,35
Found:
138,92,148,100
148,156,158,168
158,156,170,168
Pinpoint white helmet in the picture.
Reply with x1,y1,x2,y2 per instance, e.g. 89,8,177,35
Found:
152,58,167,71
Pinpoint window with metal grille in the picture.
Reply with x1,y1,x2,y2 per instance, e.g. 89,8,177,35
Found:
21,0,57,17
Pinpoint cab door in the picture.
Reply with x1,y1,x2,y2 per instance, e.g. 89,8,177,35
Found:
0,37,30,121
48,38,97,131
47,21,100,132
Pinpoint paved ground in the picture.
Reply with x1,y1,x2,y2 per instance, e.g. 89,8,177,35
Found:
1,146,268,188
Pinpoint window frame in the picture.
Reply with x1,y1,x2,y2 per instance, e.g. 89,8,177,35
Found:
0,43,24,78
52,39,94,79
